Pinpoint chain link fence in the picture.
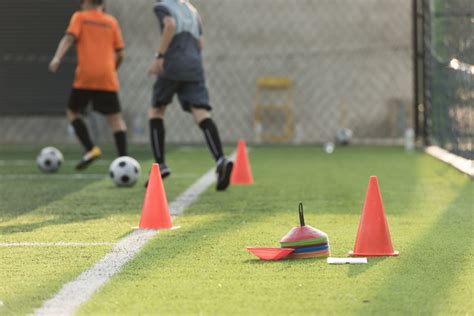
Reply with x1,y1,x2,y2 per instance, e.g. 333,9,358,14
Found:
110,0,413,145
420,0,473,159
0,0,414,145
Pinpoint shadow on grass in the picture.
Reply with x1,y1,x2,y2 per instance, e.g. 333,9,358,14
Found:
0,215,102,235
0,175,136,236
0,147,423,238
347,257,387,278
85,150,472,311
0,145,177,221
241,254,387,275
0,182,145,236
0,179,101,220
112,199,337,280
357,183,473,314
0,148,203,236
243,257,327,266
117,212,267,272
118,147,426,271
196,147,424,217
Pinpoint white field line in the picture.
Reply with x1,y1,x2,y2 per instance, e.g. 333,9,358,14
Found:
169,168,216,217
0,160,110,166
32,152,236,316
0,173,199,180
425,146,474,178
0,174,106,180
0,242,115,247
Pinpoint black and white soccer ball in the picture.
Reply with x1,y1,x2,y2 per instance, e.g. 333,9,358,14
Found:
336,128,353,146
36,147,64,173
109,156,141,187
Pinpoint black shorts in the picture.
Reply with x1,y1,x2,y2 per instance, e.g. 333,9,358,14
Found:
68,89,121,115
152,77,211,112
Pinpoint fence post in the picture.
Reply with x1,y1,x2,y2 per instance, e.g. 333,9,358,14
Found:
421,0,432,146
412,0,420,142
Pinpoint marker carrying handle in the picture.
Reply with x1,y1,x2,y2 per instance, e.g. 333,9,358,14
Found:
299,202,305,226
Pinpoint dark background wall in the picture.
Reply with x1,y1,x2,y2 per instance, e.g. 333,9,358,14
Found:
0,0,78,115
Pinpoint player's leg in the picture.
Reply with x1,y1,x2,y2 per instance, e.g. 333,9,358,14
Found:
148,78,177,179
178,81,233,191
67,89,102,170
190,107,233,191
148,106,170,177
93,91,128,157
106,113,128,157
191,108,224,162
67,110,95,151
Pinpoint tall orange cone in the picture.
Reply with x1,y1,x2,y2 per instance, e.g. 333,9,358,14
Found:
231,139,254,185
139,163,172,229
349,176,399,256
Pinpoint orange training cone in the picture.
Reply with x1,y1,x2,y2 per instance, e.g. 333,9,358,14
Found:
231,139,254,185
349,176,399,257
139,163,172,229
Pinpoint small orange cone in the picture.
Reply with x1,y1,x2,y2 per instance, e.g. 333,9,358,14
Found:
349,176,399,257
139,163,172,229
231,139,254,185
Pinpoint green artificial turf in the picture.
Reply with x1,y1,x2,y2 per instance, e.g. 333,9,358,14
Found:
1,145,472,315
79,146,473,315
0,144,215,315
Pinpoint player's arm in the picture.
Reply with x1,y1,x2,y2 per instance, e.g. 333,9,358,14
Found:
198,37,204,51
116,49,124,70
49,34,75,73
113,20,125,70
149,16,176,75
198,15,204,51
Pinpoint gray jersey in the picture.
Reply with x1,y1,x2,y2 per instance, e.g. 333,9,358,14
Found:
154,0,204,81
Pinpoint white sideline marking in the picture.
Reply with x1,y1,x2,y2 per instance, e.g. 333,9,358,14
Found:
0,174,106,180
0,173,199,180
33,152,235,316
426,146,474,178
0,242,115,247
169,168,216,217
0,160,110,166
32,230,157,316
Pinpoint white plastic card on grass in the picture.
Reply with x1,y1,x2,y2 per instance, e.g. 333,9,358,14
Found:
327,257,368,264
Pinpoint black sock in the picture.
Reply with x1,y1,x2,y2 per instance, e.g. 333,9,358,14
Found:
71,118,94,151
199,118,224,162
114,130,128,156
150,118,165,164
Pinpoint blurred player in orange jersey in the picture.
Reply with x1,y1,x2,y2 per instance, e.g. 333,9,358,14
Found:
49,0,128,170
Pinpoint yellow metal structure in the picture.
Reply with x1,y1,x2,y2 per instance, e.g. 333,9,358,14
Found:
254,76,294,143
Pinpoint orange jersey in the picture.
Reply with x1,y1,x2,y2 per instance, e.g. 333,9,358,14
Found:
66,9,124,92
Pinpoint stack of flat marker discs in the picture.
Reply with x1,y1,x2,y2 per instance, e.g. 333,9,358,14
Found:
280,203,330,259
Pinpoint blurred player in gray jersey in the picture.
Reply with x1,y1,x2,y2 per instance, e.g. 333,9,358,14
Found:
148,0,233,191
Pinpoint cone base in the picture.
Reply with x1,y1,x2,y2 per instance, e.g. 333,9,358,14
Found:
139,224,172,230
348,250,399,257
134,225,181,231
230,181,254,185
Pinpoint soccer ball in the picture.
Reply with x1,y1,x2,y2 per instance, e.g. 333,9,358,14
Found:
36,147,64,173
336,128,353,146
109,156,141,187
324,142,335,154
